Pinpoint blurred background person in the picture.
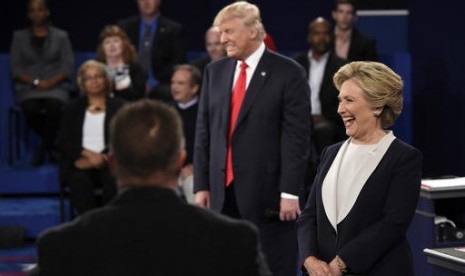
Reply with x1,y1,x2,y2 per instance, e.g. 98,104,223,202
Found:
294,17,348,198
118,0,187,103
170,64,201,204
298,61,422,275
10,0,74,166
57,60,125,216
331,0,377,61
96,25,147,102
190,26,226,76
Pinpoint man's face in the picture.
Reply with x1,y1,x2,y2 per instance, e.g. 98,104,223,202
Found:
308,21,331,55
170,69,198,104
28,0,49,26
219,17,257,60
137,0,161,17
332,3,356,31
206,28,226,61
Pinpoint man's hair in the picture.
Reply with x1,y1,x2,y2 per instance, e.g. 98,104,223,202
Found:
110,99,184,178
213,1,266,41
173,64,202,87
333,0,357,14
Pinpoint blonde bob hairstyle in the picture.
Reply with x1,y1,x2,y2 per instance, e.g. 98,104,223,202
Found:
76,60,112,95
333,61,403,129
213,1,266,42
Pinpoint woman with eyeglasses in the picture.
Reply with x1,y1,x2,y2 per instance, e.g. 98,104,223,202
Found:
57,60,125,216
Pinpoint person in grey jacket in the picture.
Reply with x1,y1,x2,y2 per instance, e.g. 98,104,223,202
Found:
10,0,74,166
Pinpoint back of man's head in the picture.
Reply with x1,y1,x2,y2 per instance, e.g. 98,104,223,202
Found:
110,99,184,182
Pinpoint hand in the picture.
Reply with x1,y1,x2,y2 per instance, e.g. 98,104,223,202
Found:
195,190,210,208
180,164,193,180
304,256,333,276
74,157,92,169
81,149,106,168
329,256,345,276
36,79,55,90
279,197,301,221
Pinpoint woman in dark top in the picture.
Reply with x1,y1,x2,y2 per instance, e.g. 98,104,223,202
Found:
10,0,74,165
57,60,125,215
96,25,147,101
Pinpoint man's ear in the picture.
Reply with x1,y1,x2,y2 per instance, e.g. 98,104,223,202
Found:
177,150,187,170
107,153,117,176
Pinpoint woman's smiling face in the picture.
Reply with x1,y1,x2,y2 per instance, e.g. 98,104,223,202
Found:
337,79,380,143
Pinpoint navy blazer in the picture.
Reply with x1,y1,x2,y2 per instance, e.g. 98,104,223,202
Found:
118,15,187,85
194,50,311,224
298,138,422,275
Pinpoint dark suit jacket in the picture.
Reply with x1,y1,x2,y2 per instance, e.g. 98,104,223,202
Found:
37,186,270,276
298,138,422,275
118,15,187,85
332,28,377,62
194,50,311,224
56,96,125,181
293,50,348,141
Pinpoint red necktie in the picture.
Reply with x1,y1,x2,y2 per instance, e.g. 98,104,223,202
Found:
225,61,248,187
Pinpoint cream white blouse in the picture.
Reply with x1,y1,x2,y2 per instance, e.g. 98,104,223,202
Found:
322,131,396,231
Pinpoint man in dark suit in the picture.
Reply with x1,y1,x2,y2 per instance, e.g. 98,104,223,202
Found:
332,0,377,61
194,2,311,276
36,100,270,276
118,0,186,102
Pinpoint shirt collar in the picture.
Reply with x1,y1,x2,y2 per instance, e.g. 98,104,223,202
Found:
240,42,266,71
308,50,330,63
177,96,199,109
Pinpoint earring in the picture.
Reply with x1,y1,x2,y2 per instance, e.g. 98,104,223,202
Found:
374,111,379,117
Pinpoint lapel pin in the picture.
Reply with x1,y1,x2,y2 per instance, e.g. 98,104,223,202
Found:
261,71,266,77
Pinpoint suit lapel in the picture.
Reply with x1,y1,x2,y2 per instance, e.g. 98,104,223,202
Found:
220,59,237,138
235,51,271,129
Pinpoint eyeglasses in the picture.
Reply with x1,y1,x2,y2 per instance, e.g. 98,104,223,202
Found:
82,74,105,82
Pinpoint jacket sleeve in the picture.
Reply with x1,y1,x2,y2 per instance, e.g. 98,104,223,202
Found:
193,65,211,192
279,62,312,195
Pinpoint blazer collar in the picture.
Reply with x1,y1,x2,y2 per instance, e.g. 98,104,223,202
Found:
234,49,271,129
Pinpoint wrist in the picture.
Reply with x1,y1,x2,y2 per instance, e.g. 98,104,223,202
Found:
335,255,347,273
32,78,40,87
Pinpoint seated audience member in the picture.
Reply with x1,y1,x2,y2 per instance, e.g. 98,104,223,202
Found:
57,60,125,215
294,17,348,156
332,0,378,61
96,25,147,101
190,26,226,75
10,0,74,166
118,0,187,103
170,64,201,204
37,99,271,276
